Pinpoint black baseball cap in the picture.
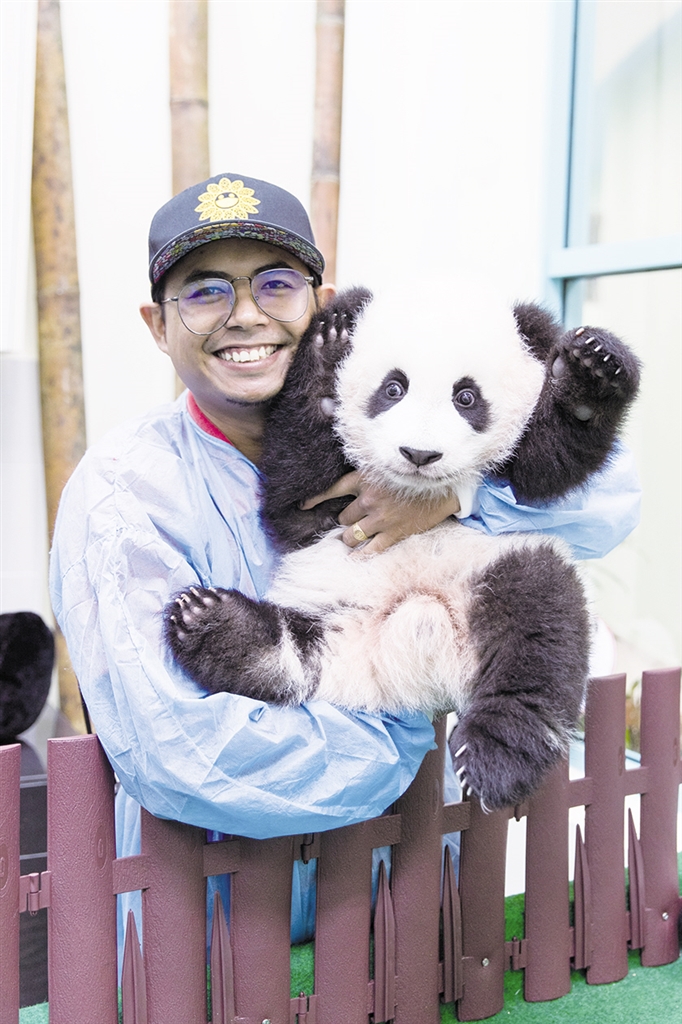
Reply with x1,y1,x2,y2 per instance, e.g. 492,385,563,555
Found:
148,173,325,286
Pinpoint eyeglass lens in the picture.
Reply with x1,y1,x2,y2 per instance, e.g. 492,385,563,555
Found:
177,269,310,333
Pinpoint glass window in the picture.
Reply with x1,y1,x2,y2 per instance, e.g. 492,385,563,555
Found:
566,269,681,678
550,1,682,689
569,1,682,246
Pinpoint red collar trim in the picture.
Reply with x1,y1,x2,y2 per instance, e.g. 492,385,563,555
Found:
187,393,233,446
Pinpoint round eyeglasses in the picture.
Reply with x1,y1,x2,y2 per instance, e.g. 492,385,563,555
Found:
161,269,314,335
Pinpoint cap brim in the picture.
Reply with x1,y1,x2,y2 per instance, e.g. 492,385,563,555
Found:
150,220,325,285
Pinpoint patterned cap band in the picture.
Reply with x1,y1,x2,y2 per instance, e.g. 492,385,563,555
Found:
148,174,325,286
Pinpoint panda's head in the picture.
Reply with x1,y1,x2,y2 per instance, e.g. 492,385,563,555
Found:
333,281,545,505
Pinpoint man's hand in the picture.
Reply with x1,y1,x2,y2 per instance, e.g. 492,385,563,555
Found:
301,471,461,554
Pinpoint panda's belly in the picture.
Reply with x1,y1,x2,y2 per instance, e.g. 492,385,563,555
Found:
268,520,555,609
268,522,566,714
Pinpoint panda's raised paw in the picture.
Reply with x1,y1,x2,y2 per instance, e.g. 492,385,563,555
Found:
309,287,372,352
313,310,350,348
551,324,641,412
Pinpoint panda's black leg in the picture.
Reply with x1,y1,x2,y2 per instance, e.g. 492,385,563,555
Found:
449,543,589,811
164,586,324,704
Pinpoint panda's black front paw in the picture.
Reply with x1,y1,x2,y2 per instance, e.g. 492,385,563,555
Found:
164,585,224,651
551,325,641,419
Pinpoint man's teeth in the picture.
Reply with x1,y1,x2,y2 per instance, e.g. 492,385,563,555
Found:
216,345,278,363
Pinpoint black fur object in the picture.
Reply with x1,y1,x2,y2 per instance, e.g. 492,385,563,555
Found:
0,612,54,743
259,287,372,551
499,308,641,501
164,289,640,810
456,543,589,807
166,587,323,705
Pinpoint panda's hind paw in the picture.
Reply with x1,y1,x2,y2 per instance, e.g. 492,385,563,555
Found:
552,325,641,411
450,721,559,812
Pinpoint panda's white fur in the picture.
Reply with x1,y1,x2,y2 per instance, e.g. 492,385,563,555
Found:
267,519,573,722
333,284,545,505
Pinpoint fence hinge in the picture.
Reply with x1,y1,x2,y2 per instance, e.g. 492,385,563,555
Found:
290,992,318,1023
297,833,320,863
505,937,528,971
19,870,52,914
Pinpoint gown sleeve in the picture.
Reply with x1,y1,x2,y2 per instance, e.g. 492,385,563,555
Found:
459,441,641,561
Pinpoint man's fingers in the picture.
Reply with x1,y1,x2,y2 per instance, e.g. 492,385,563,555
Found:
353,531,395,556
300,471,361,509
340,519,373,548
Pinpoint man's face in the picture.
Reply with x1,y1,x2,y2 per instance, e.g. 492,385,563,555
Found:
143,238,331,420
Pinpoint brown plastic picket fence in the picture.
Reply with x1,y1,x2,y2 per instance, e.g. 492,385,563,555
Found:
1,668,680,1024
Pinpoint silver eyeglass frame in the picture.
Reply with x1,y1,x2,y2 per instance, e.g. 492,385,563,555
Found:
160,271,315,335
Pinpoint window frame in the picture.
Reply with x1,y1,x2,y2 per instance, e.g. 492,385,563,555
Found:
544,0,682,323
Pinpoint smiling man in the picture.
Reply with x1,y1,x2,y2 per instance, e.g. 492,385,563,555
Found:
49,175,439,857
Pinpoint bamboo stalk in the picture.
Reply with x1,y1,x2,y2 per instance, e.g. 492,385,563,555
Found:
311,0,345,284
32,0,87,733
169,0,210,196
169,0,210,397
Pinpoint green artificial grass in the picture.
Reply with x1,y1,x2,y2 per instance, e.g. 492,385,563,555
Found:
20,856,682,1023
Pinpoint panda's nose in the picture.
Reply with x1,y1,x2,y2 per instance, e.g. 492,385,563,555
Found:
399,446,443,467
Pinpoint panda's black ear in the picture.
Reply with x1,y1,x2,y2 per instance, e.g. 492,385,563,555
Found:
513,303,563,361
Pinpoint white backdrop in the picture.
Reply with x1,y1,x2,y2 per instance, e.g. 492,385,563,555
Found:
0,0,556,620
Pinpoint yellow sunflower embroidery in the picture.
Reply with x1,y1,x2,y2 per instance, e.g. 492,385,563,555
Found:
195,178,261,222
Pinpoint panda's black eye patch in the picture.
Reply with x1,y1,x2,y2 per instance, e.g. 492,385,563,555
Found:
366,369,409,418
452,376,489,432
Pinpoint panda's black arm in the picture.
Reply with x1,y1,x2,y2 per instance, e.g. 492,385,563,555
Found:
260,287,372,552
495,322,641,502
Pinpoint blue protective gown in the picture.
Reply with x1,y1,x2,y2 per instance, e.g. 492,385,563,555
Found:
49,393,640,947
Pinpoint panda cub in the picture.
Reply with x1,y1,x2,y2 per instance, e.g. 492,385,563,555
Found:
165,282,640,810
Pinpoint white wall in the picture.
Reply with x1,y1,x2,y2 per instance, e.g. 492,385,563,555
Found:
1,0,556,620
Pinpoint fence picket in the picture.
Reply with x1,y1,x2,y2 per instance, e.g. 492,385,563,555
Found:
441,844,463,1004
121,909,148,1023
638,667,682,966
139,810,207,1023
372,859,396,1022
524,759,571,1001
572,824,591,971
456,798,508,1021
583,674,630,984
0,743,21,1024
391,719,447,1024
230,835,293,1023
47,735,118,1024
315,819,378,1023
627,809,645,950
209,890,235,1024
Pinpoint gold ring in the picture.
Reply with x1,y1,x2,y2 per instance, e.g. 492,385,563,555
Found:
351,522,368,543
